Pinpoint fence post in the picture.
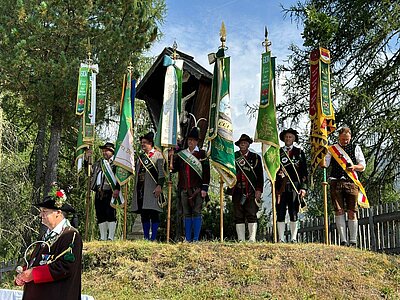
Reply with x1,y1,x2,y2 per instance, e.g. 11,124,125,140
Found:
368,207,377,252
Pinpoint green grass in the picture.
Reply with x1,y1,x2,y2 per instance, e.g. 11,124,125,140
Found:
81,241,400,300
3,241,400,299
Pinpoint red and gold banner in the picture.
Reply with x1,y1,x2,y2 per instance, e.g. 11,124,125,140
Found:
309,47,336,175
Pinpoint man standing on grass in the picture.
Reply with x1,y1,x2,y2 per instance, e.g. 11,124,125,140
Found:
325,127,366,246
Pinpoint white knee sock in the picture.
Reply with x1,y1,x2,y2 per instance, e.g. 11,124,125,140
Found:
98,222,108,241
335,215,347,244
235,223,246,242
108,221,117,241
277,222,286,242
348,219,358,244
248,223,257,242
289,221,298,242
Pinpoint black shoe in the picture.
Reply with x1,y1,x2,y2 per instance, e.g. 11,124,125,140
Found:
349,242,357,247
340,241,348,246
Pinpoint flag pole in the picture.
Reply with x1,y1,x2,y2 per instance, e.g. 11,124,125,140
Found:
219,176,224,242
84,150,92,241
166,43,178,243
84,43,93,241
123,184,128,240
271,180,277,243
166,158,173,243
322,167,329,244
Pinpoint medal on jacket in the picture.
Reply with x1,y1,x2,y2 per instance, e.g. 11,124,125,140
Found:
39,254,51,265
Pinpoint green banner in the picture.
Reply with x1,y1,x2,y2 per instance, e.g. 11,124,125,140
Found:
207,49,236,188
114,73,136,186
75,66,89,115
83,69,94,143
255,52,280,181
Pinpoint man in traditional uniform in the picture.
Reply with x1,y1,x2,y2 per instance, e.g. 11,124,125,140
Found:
132,132,166,241
231,134,264,242
325,127,366,246
89,142,120,240
15,189,82,300
276,128,308,243
170,127,210,242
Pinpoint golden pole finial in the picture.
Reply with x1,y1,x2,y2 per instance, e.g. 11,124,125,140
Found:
172,40,178,60
127,61,133,75
262,26,272,52
220,22,226,49
87,37,93,66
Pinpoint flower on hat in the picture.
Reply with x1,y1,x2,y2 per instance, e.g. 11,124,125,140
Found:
49,185,67,208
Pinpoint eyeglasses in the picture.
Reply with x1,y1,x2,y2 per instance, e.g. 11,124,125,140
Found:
40,209,57,216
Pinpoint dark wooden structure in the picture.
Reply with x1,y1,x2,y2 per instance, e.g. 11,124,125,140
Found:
136,47,213,146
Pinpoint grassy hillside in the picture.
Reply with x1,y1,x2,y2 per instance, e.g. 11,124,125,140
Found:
81,241,400,300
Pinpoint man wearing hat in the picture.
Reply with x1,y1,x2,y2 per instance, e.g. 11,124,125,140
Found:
276,128,308,243
231,134,264,242
131,132,166,241
169,127,210,242
15,189,82,300
89,142,119,240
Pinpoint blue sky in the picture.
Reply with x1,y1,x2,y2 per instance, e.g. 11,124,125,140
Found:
147,0,305,149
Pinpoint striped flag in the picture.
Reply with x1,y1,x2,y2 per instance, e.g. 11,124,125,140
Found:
207,48,236,188
254,51,280,181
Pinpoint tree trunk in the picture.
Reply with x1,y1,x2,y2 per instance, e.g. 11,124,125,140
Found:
44,107,63,196
0,105,3,165
32,113,47,204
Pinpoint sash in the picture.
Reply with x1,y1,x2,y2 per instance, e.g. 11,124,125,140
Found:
235,153,257,192
137,152,158,184
328,144,369,208
101,159,125,207
280,149,301,183
177,149,203,178
137,152,167,208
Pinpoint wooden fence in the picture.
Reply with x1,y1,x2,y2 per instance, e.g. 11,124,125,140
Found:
0,259,18,281
262,202,400,253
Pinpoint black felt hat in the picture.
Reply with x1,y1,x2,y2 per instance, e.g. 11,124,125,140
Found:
36,195,76,213
99,142,115,152
187,127,200,140
140,132,155,145
235,134,253,146
279,128,299,142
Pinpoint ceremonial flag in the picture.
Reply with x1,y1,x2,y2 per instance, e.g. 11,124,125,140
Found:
309,48,336,175
155,55,184,153
255,51,280,181
207,48,236,188
114,72,136,190
75,63,98,172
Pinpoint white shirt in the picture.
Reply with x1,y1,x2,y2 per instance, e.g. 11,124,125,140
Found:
45,218,68,240
188,146,199,154
325,144,366,171
96,156,114,186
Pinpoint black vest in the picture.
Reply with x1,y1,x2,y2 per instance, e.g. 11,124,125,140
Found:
330,144,357,179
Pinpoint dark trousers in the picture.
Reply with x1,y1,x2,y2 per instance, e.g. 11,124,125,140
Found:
95,190,117,224
181,188,203,217
276,189,300,222
141,209,160,224
232,190,258,223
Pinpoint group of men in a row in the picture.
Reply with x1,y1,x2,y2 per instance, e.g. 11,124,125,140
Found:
91,125,365,246
14,125,365,300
